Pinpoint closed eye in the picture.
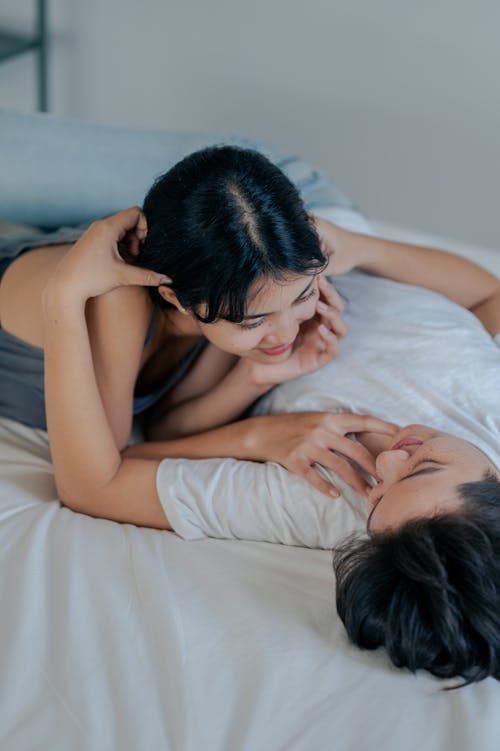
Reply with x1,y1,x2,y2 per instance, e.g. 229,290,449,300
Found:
237,278,317,330
239,318,265,330
402,458,443,481
294,287,318,305
366,459,445,531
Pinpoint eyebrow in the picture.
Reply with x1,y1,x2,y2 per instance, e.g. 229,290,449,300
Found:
241,278,315,320
366,464,445,532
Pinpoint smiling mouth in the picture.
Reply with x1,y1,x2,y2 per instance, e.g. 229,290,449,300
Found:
258,343,293,356
390,437,424,451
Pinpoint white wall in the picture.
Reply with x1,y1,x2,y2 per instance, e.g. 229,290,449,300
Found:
1,0,499,247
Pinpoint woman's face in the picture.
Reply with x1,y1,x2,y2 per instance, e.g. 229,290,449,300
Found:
366,424,500,533
195,273,320,361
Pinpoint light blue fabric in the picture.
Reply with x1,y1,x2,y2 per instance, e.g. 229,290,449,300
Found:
0,110,354,228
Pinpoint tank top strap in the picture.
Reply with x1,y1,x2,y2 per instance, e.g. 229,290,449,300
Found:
144,305,160,349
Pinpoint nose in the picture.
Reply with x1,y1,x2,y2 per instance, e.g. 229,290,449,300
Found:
375,449,410,483
262,313,300,345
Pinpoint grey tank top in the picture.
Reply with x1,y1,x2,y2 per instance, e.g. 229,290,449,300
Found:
0,229,205,430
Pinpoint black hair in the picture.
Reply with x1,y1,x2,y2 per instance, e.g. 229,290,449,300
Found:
333,471,500,687
138,145,326,323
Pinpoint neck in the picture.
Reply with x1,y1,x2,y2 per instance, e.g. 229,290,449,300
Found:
162,307,202,338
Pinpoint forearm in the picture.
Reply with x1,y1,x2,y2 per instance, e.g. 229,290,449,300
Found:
43,287,170,528
43,290,122,499
147,363,269,440
327,224,499,309
128,415,278,462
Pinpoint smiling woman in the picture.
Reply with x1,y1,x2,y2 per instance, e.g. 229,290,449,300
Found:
0,146,352,494
2,130,499,686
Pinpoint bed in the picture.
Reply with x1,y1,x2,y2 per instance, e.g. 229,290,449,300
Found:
1,112,499,751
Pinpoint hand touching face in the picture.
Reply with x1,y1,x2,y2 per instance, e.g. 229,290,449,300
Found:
196,274,347,379
366,425,500,533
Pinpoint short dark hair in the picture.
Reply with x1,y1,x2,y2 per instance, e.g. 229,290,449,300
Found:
138,145,326,322
333,471,500,687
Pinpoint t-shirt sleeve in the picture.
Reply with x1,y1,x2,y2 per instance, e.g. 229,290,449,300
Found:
156,457,365,548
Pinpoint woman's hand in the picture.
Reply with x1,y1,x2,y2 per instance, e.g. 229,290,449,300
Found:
310,213,364,276
246,276,348,388
43,207,170,305
245,411,398,497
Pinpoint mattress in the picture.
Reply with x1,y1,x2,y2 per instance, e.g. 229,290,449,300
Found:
1,221,499,751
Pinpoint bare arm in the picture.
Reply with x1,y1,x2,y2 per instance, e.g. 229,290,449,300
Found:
43,284,171,528
146,346,268,440
41,211,172,527
86,285,152,450
469,285,500,337
42,209,395,526
314,216,500,317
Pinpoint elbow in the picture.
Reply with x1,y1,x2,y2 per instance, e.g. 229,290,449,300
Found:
55,475,109,517
56,481,92,514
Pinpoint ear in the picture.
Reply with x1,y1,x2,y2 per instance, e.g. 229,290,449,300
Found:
158,284,187,313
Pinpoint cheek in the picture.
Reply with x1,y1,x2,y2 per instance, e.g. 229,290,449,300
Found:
301,297,318,321
200,325,263,354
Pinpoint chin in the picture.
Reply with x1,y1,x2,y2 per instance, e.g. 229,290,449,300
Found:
251,349,293,363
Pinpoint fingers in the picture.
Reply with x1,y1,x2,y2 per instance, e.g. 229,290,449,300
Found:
129,212,148,257
317,301,348,339
318,274,344,312
135,211,148,239
328,438,377,477
318,324,340,358
306,442,373,490
300,457,366,499
333,413,399,436
298,440,370,495
105,206,145,238
315,276,348,341
121,264,171,288
323,455,370,495
303,464,340,498
98,207,149,256
100,208,169,288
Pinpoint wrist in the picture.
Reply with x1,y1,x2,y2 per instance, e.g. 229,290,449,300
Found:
42,278,86,321
239,416,271,462
235,357,277,392
354,234,388,275
330,225,380,274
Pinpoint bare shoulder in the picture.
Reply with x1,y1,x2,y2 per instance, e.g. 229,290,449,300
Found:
0,240,154,351
0,243,73,347
86,284,154,360
88,282,153,321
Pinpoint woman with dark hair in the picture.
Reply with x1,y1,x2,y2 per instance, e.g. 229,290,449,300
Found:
0,145,392,503
129,213,500,687
3,150,499,684
30,190,497,508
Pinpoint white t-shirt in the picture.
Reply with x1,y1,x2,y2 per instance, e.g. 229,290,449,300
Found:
156,271,500,547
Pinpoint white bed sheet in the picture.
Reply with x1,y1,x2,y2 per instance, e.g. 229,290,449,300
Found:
1,220,499,751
